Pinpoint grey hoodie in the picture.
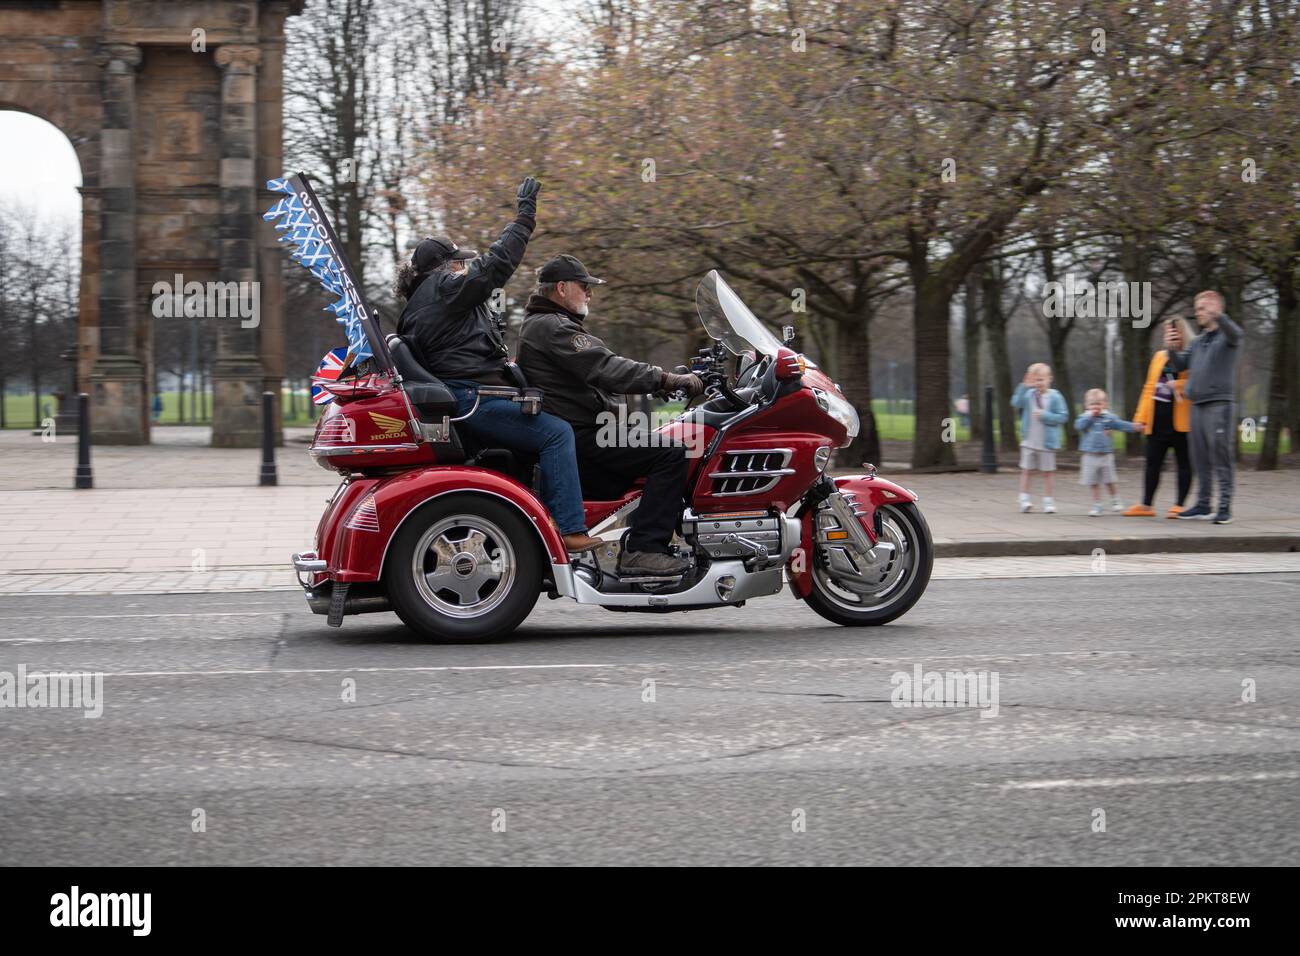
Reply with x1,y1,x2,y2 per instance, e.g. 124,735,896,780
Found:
1168,313,1241,404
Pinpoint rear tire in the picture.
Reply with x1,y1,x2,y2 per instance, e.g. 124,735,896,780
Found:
385,495,542,643
804,502,933,627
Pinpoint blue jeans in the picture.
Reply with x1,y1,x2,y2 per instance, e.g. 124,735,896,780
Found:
444,381,587,535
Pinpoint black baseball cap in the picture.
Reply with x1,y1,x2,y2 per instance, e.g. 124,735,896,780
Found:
413,236,477,272
538,254,606,285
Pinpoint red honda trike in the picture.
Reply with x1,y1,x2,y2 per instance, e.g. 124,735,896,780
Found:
291,269,932,643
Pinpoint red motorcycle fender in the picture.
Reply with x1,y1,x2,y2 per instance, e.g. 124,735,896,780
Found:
326,467,568,583
787,475,918,599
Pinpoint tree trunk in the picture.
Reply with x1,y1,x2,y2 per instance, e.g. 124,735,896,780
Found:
962,273,982,441
981,267,1018,453
911,279,957,468
838,315,882,468
1288,270,1300,455
1119,237,1149,458
1040,240,1076,448
1223,254,1246,462
1259,266,1296,470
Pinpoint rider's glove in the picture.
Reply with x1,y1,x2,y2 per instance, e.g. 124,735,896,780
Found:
516,176,541,218
661,371,705,398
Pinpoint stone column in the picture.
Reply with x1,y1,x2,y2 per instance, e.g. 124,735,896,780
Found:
90,41,146,444
211,43,264,448
258,3,290,445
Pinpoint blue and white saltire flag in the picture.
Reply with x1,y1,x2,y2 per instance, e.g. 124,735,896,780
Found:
264,174,390,371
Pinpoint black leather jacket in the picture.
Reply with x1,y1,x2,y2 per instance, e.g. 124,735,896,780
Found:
396,214,533,384
516,294,664,429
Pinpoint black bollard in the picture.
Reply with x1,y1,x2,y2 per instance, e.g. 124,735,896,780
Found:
259,391,278,487
980,384,997,474
75,392,93,489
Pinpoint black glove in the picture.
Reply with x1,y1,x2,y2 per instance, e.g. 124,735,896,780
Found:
516,176,540,218
662,371,705,398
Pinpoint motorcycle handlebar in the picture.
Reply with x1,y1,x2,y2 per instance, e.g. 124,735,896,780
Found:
704,370,751,411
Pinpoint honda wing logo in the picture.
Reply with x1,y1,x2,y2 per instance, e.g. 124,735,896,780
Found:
368,412,408,440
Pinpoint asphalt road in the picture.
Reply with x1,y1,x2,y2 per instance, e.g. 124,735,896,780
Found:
1,571,1297,866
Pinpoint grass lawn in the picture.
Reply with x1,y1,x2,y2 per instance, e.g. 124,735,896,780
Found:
2,391,1292,454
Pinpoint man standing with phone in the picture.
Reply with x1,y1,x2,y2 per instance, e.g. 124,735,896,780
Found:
1168,290,1242,524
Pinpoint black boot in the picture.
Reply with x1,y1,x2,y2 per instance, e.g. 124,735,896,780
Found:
618,551,690,575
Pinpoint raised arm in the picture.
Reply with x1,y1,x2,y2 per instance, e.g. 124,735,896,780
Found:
440,178,539,310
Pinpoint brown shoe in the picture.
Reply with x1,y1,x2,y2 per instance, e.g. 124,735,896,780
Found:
1166,505,1185,518
562,532,603,554
1123,503,1155,517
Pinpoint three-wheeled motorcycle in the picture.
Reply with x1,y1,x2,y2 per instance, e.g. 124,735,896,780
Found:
268,174,932,643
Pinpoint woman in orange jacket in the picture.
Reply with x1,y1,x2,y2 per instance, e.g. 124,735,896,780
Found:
1124,317,1197,517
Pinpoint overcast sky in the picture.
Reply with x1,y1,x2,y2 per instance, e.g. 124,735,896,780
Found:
0,111,83,226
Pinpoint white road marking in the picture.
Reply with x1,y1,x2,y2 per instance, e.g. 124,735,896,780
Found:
0,611,285,622
933,553,1300,580
998,770,1300,791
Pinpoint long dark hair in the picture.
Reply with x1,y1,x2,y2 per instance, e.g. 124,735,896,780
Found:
393,258,460,301
392,261,426,301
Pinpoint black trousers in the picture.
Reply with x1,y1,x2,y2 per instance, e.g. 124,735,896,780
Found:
572,426,690,554
1143,430,1191,507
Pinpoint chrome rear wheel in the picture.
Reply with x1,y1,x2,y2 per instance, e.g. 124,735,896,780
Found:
385,495,541,643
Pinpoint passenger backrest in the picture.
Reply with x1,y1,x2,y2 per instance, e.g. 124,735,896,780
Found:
386,334,458,421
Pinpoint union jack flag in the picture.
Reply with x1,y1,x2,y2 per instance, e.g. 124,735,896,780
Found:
311,347,349,405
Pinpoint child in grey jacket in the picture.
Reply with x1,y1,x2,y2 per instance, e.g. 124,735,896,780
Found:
1075,388,1141,515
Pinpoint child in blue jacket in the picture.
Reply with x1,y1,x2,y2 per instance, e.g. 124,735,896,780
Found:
1075,388,1141,516
1012,363,1069,513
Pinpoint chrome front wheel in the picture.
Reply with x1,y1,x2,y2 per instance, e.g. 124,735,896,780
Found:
805,502,933,626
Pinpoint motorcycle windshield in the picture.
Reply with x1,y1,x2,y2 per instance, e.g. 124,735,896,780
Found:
695,270,785,358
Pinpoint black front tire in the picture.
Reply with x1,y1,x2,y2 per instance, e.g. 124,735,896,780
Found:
804,502,933,627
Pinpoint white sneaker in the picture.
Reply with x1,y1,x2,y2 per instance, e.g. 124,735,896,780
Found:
1042,497,1056,514
1019,494,1032,513
1111,498,1124,513
1089,503,1103,517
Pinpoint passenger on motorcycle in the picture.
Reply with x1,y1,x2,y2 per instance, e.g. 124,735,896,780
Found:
392,178,601,554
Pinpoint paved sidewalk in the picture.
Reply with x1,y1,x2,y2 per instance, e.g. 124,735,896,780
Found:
0,427,1295,594
886,468,1300,556
0,425,335,490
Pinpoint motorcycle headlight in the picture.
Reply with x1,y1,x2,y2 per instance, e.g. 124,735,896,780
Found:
813,387,859,446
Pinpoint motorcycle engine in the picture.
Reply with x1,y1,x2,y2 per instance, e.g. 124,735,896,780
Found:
681,509,783,565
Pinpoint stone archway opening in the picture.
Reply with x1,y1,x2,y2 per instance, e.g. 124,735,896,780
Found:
0,108,85,434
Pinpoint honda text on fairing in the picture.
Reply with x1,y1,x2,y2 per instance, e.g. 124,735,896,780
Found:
268,173,932,642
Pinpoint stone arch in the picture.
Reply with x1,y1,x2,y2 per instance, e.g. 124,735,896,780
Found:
0,0,301,445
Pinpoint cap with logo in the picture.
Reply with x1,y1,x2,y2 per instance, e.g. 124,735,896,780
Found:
538,254,606,285
413,236,477,272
